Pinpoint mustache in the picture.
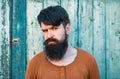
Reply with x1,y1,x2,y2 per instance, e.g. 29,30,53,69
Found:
44,38,59,45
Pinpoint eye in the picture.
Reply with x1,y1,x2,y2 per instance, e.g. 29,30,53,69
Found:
42,29,48,33
53,27,58,30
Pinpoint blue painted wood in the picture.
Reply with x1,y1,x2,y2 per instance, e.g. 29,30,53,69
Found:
77,0,94,54
0,0,10,79
26,1,44,61
44,0,60,8
93,1,106,79
106,0,120,79
11,0,26,79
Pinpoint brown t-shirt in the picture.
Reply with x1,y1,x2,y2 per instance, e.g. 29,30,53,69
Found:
26,49,100,79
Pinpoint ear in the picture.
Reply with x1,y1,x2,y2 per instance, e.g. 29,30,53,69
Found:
65,23,70,34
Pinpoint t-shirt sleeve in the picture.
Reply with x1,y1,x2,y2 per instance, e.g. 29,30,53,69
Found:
89,56,100,79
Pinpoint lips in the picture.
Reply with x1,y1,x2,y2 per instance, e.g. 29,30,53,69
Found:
48,41,57,45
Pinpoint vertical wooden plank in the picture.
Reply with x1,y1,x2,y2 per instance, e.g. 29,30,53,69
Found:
61,0,78,48
0,0,10,79
44,0,61,8
11,0,26,79
93,0,106,79
106,0,120,79
77,0,94,54
27,0,43,61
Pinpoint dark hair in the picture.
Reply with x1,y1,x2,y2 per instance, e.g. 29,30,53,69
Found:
37,5,70,27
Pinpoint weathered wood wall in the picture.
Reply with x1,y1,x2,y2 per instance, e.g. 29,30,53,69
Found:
11,0,27,79
0,0,120,79
0,0,10,79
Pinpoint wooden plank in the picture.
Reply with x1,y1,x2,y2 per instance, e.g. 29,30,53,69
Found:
77,0,93,54
73,0,93,53
106,0,120,79
44,0,61,8
0,0,10,79
93,0,106,79
11,0,26,79
27,1,43,62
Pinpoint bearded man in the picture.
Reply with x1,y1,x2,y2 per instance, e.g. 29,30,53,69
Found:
26,5,100,79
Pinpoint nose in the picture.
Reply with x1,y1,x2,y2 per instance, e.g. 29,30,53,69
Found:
47,30,54,38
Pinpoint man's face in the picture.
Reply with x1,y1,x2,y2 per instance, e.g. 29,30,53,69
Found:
41,22,70,60
41,22,69,44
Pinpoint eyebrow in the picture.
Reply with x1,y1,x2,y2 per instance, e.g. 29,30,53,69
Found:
42,26,57,31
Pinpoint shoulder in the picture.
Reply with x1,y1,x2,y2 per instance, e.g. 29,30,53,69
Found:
26,51,45,79
27,51,45,66
76,49,100,78
77,49,96,62
76,48,98,68
77,49,93,58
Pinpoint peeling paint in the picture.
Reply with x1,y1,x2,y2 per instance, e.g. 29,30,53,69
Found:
0,0,10,79
115,31,120,41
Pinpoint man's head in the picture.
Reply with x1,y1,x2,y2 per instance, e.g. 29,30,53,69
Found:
37,5,70,61
37,5,70,27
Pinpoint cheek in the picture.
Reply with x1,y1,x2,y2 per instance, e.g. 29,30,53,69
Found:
57,31,66,41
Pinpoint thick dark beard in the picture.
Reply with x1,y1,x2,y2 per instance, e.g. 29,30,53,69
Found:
43,34,68,61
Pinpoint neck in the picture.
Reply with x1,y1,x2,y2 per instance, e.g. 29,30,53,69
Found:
48,45,77,66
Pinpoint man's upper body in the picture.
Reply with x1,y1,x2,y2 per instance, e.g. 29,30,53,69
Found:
26,48,100,79
26,5,100,79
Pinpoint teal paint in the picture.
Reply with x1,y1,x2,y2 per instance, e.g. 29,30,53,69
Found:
106,1,120,79
0,0,10,79
93,0,106,79
11,0,27,79
1,27,10,79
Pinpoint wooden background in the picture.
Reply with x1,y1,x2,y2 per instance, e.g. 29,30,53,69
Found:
0,0,120,79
